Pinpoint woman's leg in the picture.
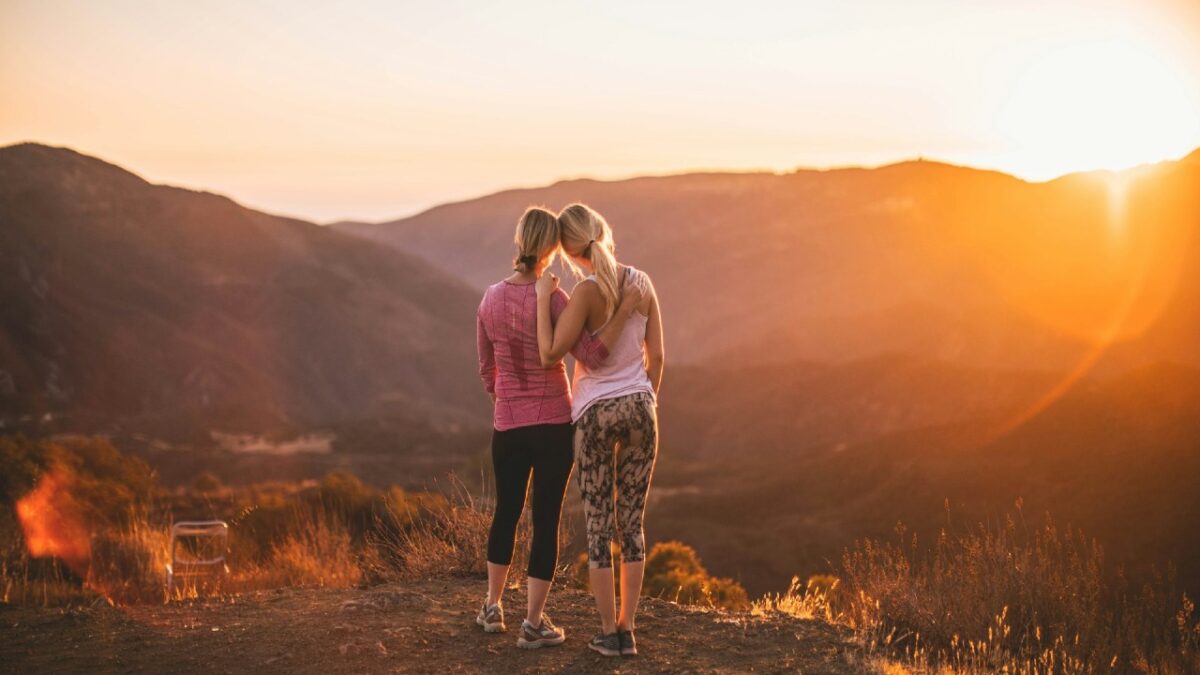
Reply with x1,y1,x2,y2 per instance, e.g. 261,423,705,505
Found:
615,395,659,632
524,423,575,626
575,401,620,634
486,428,533,607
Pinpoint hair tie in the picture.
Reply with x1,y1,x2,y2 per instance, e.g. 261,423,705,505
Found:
515,253,537,270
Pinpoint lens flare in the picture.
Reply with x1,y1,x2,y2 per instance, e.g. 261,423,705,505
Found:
15,465,93,576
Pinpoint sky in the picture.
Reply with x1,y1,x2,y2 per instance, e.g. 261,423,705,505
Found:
3,0,1200,222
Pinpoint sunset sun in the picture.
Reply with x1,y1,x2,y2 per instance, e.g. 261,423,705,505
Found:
997,39,1200,179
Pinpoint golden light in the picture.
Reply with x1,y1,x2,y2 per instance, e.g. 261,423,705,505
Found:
15,465,93,575
1103,169,1135,238
997,39,1200,180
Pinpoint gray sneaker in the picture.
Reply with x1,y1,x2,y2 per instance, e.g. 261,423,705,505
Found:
587,632,621,657
618,629,637,656
516,615,565,648
476,601,505,632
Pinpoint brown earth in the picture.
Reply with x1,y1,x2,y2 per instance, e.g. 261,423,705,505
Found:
0,577,867,674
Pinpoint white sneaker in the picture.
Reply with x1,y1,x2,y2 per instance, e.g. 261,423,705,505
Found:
475,601,505,632
517,615,566,648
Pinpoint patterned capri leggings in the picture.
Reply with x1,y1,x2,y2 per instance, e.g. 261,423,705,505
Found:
574,392,659,569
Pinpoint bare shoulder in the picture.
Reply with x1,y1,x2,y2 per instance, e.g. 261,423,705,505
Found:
571,278,601,299
628,268,657,301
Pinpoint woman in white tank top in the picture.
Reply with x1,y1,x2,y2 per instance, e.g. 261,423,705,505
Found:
534,203,665,658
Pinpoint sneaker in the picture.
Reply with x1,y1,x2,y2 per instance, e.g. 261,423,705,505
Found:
587,632,621,657
516,615,565,648
476,601,505,632
617,628,637,656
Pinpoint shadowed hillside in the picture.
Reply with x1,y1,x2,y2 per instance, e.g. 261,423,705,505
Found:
0,143,488,445
652,359,1200,597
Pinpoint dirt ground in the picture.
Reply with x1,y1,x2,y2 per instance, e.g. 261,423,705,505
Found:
0,577,870,674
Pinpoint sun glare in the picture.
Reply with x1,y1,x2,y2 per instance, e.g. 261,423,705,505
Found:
996,39,1200,180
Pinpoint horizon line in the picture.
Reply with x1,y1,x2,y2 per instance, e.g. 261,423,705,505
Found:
4,139,1195,227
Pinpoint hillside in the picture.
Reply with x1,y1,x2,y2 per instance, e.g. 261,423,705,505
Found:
333,152,1200,598
0,143,488,445
0,577,863,674
650,359,1200,597
338,155,1200,371
4,142,1199,611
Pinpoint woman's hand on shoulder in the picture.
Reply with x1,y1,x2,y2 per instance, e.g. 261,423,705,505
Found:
628,268,651,295
618,282,644,316
623,268,653,315
535,272,560,298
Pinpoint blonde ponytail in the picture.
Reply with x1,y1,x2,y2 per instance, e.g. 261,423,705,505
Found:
557,203,621,318
513,207,560,274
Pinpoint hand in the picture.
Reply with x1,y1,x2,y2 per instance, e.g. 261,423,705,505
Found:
620,269,649,314
535,272,559,298
619,283,645,315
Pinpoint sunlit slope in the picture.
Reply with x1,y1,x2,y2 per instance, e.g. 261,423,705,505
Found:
340,153,1200,371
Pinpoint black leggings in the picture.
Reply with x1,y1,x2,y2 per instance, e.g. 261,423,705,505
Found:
486,422,574,581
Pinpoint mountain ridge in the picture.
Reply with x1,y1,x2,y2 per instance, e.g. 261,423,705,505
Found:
0,142,488,443
336,147,1200,370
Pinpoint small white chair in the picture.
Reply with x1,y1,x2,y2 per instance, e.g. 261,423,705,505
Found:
165,520,229,596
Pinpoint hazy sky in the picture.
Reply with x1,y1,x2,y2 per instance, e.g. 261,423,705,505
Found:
3,0,1200,222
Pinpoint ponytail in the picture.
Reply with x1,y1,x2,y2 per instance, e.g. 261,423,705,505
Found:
513,207,559,274
557,203,621,318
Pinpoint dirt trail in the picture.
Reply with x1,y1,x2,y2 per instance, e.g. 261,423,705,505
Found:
1,578,866,673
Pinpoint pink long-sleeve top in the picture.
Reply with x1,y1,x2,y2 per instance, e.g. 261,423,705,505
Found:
477,280,609,431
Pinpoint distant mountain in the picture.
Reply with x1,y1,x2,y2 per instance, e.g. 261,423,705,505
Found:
0,143,487,442
338,154,1200,372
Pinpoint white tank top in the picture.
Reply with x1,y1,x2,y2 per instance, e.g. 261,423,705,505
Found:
571,267,656,421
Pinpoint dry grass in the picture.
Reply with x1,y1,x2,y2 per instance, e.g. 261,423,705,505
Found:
1,505,171,606
2,465,546,607
814,506,1200,674
753,575,839,622
369,476,530,583
10,435,1194,673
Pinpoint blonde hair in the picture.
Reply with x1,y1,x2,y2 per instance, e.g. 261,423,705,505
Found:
513,206,560,274
557,203,621,318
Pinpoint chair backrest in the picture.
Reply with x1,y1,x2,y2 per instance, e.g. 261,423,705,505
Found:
170,520,228,565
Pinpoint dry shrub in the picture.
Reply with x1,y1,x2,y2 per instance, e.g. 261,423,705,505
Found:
1,534,92,606
837,507,1200,674
232,506,363,591
371,477,529,583
754,575,841,622
571,540,750,611
88,516,170,603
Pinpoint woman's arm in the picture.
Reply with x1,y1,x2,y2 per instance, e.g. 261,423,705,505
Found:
476,306,497,403
537,275,589,367
537,276,642,368
572,286,644,368
644,283,665,395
